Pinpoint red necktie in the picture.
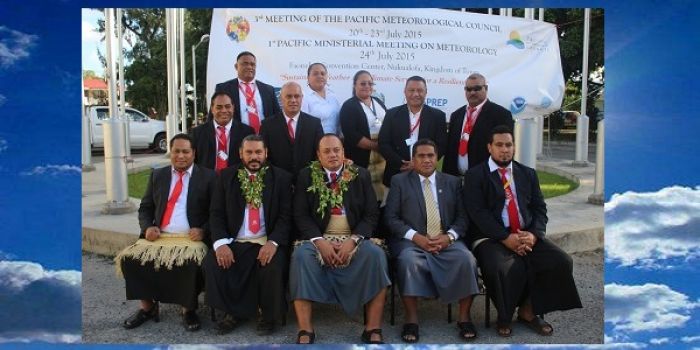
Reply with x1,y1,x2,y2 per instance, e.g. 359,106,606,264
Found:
248,174,261,233
287,118,295,143
160,171,185,229
216,125,228,173
243,83,261,134
458,107,477,156
329,172,342,215
499,168,520,233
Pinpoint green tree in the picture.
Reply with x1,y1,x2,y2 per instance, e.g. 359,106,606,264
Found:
97,9,212,120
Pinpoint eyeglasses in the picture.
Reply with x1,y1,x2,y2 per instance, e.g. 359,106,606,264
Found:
358,82,375,87
464,85,486,92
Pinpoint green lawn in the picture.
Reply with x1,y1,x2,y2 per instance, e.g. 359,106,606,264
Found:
537,171,578,199
128,169,577,200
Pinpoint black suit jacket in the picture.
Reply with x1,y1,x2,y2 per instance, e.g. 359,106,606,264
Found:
209,165,293,247
384,170,468,255
138,164,217,244
260,112,323,179
338,96,387,168
462,160,547,246
215,78,281,123
443,100,513,176
294,166,379,240
190,119,254,170
378,104,447,187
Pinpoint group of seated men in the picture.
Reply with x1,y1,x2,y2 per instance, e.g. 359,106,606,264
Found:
115,68,582,344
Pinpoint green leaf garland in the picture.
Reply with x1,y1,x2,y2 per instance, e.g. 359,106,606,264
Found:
306,161,359,218
237,165,267,209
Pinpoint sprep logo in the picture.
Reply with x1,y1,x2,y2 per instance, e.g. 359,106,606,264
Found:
510,97,527,114
506,31,525,49
426,97,448,108
226,16,251,42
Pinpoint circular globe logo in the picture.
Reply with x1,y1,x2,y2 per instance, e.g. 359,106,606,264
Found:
226,17,250,42
510,96,527,114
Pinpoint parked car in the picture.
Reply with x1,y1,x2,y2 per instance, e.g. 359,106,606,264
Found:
87,106,167,153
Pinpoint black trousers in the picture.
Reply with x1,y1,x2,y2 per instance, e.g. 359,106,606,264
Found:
203,242,288,323
474,238,582,324
121,258,203,310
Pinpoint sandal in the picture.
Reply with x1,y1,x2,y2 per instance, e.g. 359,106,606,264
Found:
496,322,512,337
296,330,316,344
401,323,419,343
457,321,477,341
361,328,384,344
518,315,553,336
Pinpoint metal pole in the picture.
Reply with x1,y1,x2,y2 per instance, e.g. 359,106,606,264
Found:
166,9,176,153
179,9,187,134
539,8,545,21
81,73,95,172
588,119,604,204
192,43,197,127
117,8,131,159
102,8,134,214
574,9,591,166
514,115,538,169
191,34,209,128
488,8,493,15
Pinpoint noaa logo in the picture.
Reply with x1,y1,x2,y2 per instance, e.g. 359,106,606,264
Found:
506,31,525,49
510,97,527,114
226,16,251,42
540,96,552,109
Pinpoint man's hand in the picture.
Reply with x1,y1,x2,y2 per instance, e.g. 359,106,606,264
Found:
144,226,161,241
400,160,414,172
412,234,438,253
514,230,537,255
215,245,235,269
336,238,357,265
257,241,278,266
314,239,339,266
428,234,451,253
501,233,525,255
188,228,204,241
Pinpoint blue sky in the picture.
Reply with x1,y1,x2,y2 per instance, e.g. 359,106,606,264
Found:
2,0,700,348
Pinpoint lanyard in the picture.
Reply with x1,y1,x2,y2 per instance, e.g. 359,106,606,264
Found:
409,114,421,135
238,82,257,100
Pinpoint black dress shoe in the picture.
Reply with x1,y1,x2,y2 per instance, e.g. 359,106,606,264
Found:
123,302,159,329
216,313,238,335
183,310,201,331
256,319,275,336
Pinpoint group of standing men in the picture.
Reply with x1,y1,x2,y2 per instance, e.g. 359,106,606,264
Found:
115,50,581,344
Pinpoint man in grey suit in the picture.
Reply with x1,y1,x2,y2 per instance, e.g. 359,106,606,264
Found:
384,138,480,343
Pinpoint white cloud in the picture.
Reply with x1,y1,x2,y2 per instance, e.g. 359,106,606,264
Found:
683,335,700,343
605,283,698,332
0,94,6,107
605,186,700,268
0,138,7,153
0,26,38,67
649,337,670,345
0,260,80,343
20,164,81,176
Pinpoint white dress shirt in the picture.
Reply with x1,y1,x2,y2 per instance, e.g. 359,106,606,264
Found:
161,165,194,234
457,99,487,174
487,157,524,229
237,79,264,126
301,86,341,134
360,98,387,136
403,171,459,241
214,118,233,154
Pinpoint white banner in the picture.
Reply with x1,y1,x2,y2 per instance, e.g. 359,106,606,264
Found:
206,8,564,120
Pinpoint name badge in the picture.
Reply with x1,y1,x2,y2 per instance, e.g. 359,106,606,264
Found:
462,133,470,141
247,106,257,114
217,150,228,161
405,138,416,147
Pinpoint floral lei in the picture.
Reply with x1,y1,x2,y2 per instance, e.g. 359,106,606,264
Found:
237,165,268,209
306,160,359,218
